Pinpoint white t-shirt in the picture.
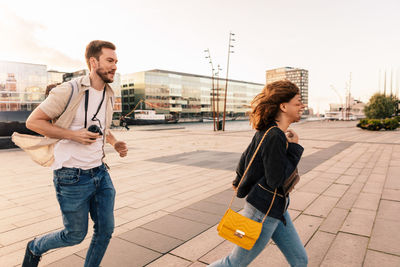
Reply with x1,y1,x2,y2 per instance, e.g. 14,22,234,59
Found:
52,87,106,170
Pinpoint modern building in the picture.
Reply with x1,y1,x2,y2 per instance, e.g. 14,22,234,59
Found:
121,69,264,120
0,61,47,112
266,67,309,113
0,61,122,114
0,61,124,144
47,70,66,85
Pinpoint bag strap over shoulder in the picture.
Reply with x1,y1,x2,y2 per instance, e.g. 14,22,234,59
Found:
67,80,78,109
58,80,77,119
227,126,278,223
84,90,89,128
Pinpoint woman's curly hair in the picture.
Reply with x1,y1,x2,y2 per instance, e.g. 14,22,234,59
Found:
249,80,300,130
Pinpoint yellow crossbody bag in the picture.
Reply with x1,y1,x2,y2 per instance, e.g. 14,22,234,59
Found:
217,126,277,250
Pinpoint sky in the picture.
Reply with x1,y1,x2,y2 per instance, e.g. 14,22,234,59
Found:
1,0,399,114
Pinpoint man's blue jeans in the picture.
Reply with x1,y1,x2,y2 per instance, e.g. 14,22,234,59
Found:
29,164,115,267
209,202,308,267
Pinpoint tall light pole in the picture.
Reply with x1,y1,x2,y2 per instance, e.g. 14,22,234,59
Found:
331,85,344,119
390,68,393,97
205,49,216,131
396,68,400,116
384,69,387,96
215,65,222,130
378,69,381,94
345,72,352,120
396,68,400,99
222,32,235,131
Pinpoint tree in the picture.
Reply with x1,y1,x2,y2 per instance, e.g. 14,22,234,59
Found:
364,93,397,119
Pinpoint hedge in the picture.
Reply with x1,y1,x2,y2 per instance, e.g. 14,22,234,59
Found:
357,117,399,131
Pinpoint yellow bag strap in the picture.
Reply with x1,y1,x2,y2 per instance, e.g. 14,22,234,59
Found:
227,126,278,223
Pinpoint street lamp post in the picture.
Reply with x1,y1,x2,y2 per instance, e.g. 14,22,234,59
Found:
345,72,352,120
215,65,222,130
222,32,235,131
205,49,216,131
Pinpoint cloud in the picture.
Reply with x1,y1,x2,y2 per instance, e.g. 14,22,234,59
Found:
0,6,84,70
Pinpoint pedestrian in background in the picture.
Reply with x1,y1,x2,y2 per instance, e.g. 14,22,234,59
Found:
120,115,130,130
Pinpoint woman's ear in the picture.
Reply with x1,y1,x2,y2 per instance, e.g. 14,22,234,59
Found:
280,103,287,113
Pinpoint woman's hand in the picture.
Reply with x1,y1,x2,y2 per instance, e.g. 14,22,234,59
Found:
285,129,299,143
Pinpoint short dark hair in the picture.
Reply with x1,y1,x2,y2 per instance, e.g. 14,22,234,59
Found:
249,80,300,130
85,40,116,70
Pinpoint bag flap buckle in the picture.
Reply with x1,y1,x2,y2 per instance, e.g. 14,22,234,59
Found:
234,229,245,238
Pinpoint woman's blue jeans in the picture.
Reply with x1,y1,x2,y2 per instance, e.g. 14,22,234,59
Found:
209,202,308,267
29,164,116,267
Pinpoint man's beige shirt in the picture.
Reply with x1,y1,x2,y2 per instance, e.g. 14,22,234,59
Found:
12,74,115,167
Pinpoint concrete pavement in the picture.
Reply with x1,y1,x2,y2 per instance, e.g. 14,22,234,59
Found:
0,121,399,266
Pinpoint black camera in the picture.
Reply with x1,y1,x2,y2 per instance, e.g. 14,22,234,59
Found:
88,125,103,140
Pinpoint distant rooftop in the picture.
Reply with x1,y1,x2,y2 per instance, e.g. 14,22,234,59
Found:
0,60,47,68
139,69,264,86
267,66,308,72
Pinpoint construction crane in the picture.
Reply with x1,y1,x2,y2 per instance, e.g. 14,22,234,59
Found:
330,85,344,120
123,99,171,118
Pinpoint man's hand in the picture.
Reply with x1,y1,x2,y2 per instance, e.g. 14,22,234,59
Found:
70,129,100,145
105,130,127,157
114,141,128,157
285,129,299,143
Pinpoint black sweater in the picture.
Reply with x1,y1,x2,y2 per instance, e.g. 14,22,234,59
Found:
232,122,304,222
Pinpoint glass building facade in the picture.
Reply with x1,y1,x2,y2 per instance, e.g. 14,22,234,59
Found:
121,69,263,120
47,70,65,85
0,62,122,114
0,61,47,112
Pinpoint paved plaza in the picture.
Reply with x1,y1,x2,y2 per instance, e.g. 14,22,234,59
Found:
0,121,399,266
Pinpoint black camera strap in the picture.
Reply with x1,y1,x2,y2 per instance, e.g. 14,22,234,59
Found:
84,85,106,128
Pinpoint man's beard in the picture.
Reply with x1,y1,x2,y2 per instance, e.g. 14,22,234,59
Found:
96,67,114,83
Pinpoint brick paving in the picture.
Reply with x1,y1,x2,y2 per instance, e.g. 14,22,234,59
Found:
0,121,399,266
